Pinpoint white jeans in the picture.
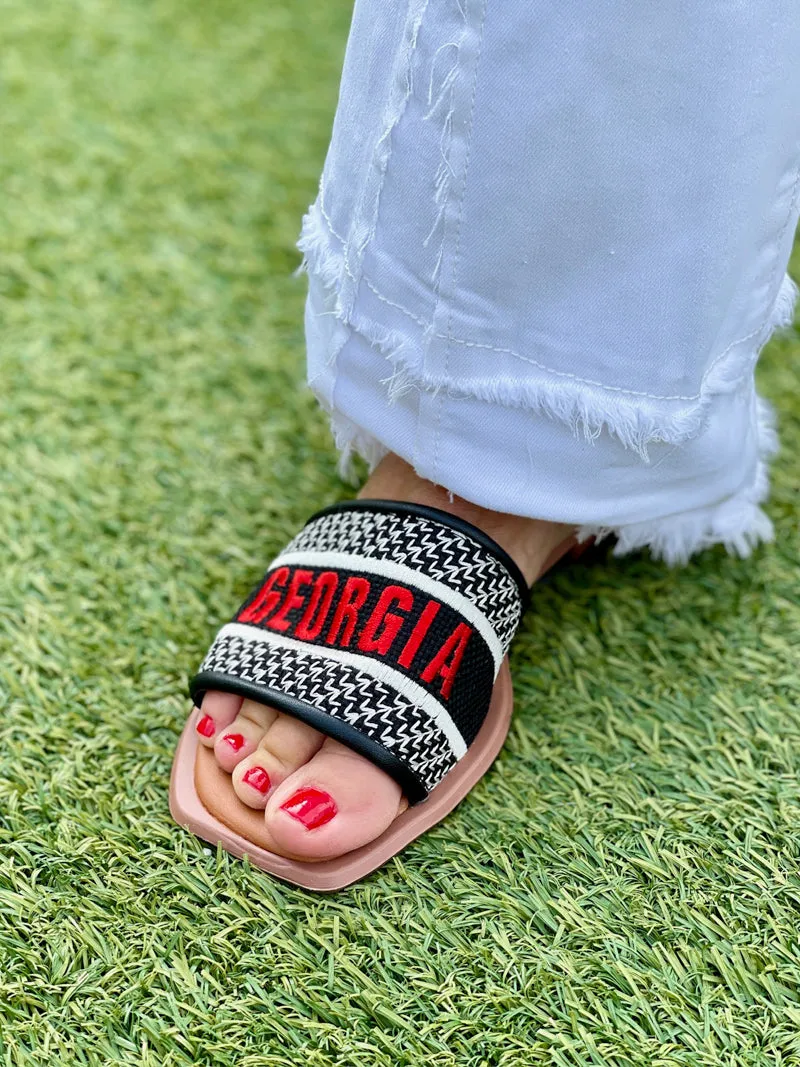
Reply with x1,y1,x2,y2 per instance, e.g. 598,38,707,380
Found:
300,0,800,564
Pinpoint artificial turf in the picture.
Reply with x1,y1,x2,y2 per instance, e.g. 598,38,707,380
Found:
1,1,799,1064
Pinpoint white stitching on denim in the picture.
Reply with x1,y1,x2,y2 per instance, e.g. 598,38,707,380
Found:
314,199,799,403
700,152,800,387
358,0,432,260
433,0,487,479
318,181,360,288
363,277,430,328
423,3,469,475
318,187,347,246
314,236,797,404
430,337,713,400
312,141,800,407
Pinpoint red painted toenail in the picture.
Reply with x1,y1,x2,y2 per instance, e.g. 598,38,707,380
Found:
243,766,271,793
196,714,215,737
222,733,246,752
280,788,337,830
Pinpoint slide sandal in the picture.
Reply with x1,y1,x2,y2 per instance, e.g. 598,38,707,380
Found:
170,499,578,891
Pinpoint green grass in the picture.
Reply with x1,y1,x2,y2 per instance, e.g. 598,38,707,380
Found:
1,1,799,1063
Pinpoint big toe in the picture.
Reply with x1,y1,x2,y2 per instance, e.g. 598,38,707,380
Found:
263,738,406,860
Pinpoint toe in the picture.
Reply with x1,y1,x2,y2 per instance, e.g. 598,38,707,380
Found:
194,691,242,748
263,738,405,860
232,713,325,809
212,698,279,773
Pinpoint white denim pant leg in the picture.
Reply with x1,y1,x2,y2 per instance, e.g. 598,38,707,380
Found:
300,1,800,564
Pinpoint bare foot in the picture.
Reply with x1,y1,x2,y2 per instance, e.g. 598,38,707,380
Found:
192,454,571,861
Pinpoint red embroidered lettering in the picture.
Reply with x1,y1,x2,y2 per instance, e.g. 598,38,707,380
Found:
325,576,370,647
357,585,414,656
295,571,339,641
238,566,290,624
397,600,440,669
420,622,472,699
266,568,314,632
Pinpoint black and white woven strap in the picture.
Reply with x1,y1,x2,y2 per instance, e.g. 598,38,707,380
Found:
189,500,528,804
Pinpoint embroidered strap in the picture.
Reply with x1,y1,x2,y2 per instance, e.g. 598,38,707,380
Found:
189,500,528,803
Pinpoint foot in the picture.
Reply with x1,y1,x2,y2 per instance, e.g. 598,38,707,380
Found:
193,454,571,861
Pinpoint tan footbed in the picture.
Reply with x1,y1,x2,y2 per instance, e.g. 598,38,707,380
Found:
170,662,513,891
169,534,581,891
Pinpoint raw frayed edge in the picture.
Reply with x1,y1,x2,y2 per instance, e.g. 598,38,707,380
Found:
337,0,432,309
297,205,352,374
577,395,779,566
771,271,799,331
299,208,797,461
705,272,798,392
421,2,471,285
372,347,708,460
360,271,797,460
297,206,342,295
324,409,389,483
325,398,779,566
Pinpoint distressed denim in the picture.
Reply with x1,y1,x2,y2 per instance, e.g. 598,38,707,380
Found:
300,0,800,563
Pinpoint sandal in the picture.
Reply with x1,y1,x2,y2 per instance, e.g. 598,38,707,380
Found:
170,499,577,891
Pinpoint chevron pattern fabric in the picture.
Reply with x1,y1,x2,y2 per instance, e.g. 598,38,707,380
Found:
284,505,523,649
190,501,526,802
199,631,457,795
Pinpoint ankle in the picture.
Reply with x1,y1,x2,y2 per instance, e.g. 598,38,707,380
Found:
359,454,573,585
